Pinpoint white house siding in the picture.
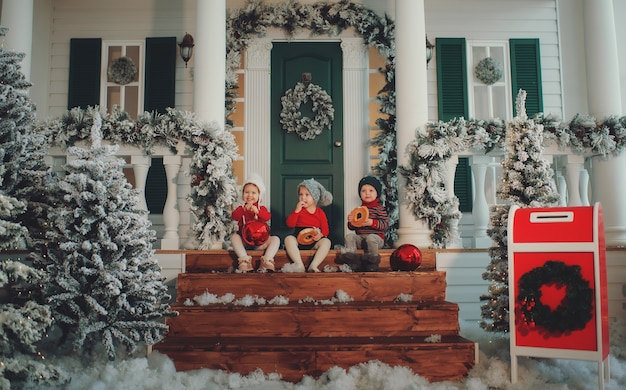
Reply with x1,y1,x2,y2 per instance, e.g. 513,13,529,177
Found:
425,0,563,121
33,0,197,119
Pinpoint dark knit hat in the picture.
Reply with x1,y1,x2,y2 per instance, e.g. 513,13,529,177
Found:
358,176,382,198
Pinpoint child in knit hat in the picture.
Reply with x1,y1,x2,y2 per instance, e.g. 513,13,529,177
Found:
284,178,333,272
230,173,280,272
342,175,389,272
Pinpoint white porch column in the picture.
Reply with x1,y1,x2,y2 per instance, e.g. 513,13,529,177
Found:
194,0,226,127
583,0,626,246
186,0,226,249
394,0,431,248
340,38,369,217
0,0,33,82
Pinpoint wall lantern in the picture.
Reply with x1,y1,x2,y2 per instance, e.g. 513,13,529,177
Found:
426,35,434,67
179,33,195,68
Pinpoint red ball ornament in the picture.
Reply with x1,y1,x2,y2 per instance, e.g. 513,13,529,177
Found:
241,220,270,247
390,244,422,271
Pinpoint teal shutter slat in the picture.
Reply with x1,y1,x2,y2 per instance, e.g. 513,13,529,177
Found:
454,157,473,212
144,37,176,114
510,39,543,116
436,38,468,121
68,38,102,109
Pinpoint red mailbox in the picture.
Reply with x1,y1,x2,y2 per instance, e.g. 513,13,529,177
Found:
508,203,610,388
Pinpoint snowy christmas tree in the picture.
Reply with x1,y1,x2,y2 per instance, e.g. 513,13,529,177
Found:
0,26,66,388
0,195,66,387
34,114,176,360
480,90,560,333
0,27,57,254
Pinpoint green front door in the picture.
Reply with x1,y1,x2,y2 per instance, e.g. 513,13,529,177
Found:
270,42,344,246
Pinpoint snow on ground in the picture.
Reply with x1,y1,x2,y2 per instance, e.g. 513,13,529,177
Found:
43,318,626,390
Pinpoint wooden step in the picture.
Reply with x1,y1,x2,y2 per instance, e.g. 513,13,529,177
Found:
166,301,461,338
175,271,447,303
152,335,477,383
184,248,436,273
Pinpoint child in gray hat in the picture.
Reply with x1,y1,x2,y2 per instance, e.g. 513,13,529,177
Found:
284,178,333,272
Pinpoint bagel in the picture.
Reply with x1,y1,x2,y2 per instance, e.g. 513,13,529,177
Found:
297,227,318,246
350,206,369,227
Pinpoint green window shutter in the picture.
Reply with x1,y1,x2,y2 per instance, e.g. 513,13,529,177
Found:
144,38,175,214
68,38,102,109
144,37,176,114
510,39,543,116
436,38,468,121
454,157,473,212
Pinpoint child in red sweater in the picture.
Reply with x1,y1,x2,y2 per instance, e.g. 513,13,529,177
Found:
230,173,280,272
284,178,333,272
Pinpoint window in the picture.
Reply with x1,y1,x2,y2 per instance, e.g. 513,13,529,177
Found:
467,42,512,121
101,41,144,119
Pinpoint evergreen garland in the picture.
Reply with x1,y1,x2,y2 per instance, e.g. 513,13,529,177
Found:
401,106,626,248
36,106,239,249
226,0,399,245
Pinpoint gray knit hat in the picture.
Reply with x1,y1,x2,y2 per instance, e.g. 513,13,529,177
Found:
298,178,333,207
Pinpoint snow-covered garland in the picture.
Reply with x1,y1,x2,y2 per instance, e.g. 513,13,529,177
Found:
400,111,626,248
108,56,137,85
474,57,503,85
280,81,334,140
35,105,239,249
225,0,399,245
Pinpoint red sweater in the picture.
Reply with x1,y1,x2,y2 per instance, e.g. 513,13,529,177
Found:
232,202,271,233
286,207,329,237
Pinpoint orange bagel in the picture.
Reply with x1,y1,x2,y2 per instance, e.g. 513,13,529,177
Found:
350,206,369,227
297,228,318,245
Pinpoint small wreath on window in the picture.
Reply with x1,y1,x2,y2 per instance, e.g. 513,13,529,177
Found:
474,57,503,85
516,260,594,335
280,82,334,140
108,56,137,85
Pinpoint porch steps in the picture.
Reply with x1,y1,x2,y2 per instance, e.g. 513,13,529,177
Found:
152,249,476,383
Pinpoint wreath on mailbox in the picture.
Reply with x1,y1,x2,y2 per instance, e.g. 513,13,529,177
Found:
279,82,334,140
516,260,594,334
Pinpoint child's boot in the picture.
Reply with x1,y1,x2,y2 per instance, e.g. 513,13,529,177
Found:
258,256,275,272
361,254,381,272
341,252,362,272
237,256,253,272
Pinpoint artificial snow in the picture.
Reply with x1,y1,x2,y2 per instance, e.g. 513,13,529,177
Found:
39,318,626,389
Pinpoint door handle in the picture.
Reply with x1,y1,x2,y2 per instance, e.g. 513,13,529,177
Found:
334,141,342,147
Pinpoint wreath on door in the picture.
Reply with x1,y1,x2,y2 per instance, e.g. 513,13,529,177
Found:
279,82,334,140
